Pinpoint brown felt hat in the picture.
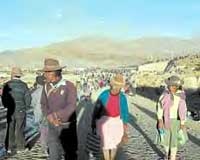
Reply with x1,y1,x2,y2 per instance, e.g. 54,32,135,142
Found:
42,58,66,72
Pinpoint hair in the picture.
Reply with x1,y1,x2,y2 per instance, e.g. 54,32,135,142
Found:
14,75,21,78
36,75,45,85
54,69,62,77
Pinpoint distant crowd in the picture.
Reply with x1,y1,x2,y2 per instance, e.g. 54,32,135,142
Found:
0,58,191,160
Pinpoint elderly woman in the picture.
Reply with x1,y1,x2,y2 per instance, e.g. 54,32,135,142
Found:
92,74,129,160
157,75,187,160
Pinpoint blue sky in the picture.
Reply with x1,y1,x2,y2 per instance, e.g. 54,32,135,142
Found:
0,0,200,51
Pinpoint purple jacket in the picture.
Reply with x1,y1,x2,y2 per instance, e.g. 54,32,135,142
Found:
159,90,187,129
40,80,77,123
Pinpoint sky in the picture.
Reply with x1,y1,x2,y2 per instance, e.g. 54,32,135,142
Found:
0,0,200,51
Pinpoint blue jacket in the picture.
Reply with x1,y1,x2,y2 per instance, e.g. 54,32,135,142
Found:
98,89,129,124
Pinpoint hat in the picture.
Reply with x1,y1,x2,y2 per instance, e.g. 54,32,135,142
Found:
42,58,66,72
11,67,23,77
110,74,125,88
165,75,184,87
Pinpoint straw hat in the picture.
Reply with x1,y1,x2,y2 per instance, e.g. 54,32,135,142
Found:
42,58,66,72
110,74,125,88
165,75,184,87
11,67,23,77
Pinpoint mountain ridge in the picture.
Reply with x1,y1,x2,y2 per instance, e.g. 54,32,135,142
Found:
0,36,200,67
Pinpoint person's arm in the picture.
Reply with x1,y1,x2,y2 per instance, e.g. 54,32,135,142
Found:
120,94,129,143
157,101,163,120
121,94,129,127
24,84,32,110
40,86,48,117
56,82,77,122
156,95,164,129
91,99,102,131
179,97,187,129
1,83,9,108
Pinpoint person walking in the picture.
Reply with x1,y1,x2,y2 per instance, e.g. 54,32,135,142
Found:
92,74,129,160
156,75,187,160
40,58,78,160
31,75,48,153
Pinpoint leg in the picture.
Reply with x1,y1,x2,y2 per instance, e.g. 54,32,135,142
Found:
60,122,78,160
169,120,179,160
15,112,26,150
8,116,16,151
48,123,62,160
170,148,177,160
40,126,48,153
103,149,110,160
164,146,169,159
162,129,171,158
169,119,180,160
110,148,117,160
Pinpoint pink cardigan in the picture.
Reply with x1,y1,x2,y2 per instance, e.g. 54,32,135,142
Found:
160,90,187,129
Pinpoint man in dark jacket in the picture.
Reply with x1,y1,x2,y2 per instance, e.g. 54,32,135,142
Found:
40,58,78,160
2,67,31,154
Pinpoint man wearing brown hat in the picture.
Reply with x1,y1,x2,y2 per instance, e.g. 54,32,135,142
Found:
2,67,32,154
40,58,78,160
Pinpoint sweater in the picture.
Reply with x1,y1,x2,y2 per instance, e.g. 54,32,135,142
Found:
40,79,77,123
157,89,187,129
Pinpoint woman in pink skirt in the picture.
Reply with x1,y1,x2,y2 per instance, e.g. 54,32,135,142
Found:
92,74,129,160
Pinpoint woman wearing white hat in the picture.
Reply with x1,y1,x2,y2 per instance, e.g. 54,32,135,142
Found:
92,74,129,160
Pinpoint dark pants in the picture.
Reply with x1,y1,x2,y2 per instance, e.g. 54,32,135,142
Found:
48,121,78,160
7,111,26,151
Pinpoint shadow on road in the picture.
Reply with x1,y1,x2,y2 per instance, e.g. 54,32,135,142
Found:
132,102,200,147
128,113,164,158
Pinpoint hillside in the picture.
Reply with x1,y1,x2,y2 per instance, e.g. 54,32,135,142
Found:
0,36,200,67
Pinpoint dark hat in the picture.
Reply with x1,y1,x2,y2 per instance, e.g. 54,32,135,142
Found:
165,75,184,87
42,58,66,72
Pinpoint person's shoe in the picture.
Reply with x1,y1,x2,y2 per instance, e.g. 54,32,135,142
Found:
7,149,16,155
162,155,168,160
7,150,12,154
16,150,23,154
170,155,176,160
24,148,29,152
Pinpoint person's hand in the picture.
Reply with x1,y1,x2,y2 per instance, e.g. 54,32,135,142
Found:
158,120,164,129
53,118,61,126
180,124,185,130
123,124,128,131
47,114,54,124
47,113,61,126
121,132,128,144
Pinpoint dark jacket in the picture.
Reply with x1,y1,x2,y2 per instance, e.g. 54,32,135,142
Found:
2,79,31,115
91,99,106,130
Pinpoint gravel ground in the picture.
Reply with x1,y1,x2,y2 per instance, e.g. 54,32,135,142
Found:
1,94,200,160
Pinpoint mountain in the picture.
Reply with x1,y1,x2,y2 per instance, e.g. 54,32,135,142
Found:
0,36,200,67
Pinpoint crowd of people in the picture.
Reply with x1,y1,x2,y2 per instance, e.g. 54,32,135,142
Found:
0,58,188,160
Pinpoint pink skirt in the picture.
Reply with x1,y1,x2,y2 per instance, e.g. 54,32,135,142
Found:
97,116,124,150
